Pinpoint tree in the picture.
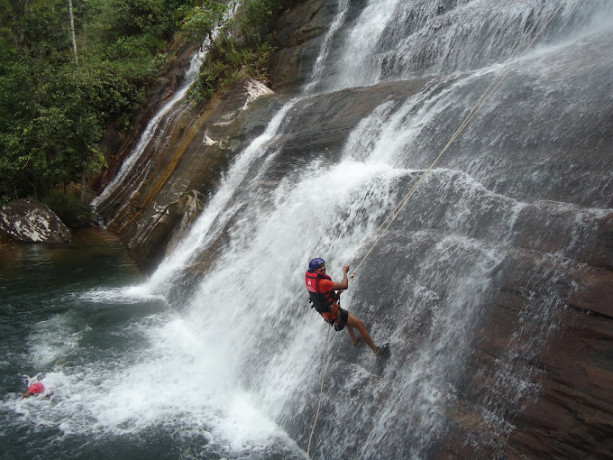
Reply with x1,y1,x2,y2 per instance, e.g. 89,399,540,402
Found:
182,0,227,42
67,0,78,64
1,0,197,204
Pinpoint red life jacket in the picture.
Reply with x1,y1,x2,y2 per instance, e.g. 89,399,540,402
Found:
305,270,340,323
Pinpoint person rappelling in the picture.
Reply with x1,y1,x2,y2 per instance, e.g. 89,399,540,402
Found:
305,258,390,357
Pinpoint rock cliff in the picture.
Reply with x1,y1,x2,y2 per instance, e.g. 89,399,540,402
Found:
95,73,279,269
92,0,613,458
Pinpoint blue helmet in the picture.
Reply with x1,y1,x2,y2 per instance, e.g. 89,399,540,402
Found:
308,258,325,271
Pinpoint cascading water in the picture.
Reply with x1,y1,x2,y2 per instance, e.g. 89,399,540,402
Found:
3,1,612,458
91,2,240,227
89,50,205,225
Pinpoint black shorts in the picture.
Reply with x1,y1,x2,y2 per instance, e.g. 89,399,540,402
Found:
334,308,348,332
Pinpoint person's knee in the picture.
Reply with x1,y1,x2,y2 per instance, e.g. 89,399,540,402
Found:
350,315,365,329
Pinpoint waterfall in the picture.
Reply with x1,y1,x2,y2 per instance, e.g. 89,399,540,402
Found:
91,2,240,226
301,0,350,94
321,0,613,90
142,100,298,296
90,49,204,227
28,1,613,458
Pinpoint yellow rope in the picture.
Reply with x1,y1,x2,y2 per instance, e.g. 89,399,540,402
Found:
348,3,564,280
307,324,332,459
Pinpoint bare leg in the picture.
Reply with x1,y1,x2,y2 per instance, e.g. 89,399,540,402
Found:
346,324,358,345
346,313,377,354
334,312,357,345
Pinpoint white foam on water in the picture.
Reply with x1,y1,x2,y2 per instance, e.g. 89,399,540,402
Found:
7,1,611,458
6,310,298,457
77,285,169,305
28,315,85,368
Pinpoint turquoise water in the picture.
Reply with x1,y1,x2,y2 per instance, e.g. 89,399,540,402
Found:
0,230,301,459
0,231,170,458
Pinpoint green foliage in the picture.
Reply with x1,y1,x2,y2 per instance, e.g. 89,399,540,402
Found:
17,0,74,64
0,0,199,213
43,190,94,227
238,0,285,45
191,0,302,105
0,0,305,223
0,56,106,200
182,0,227,41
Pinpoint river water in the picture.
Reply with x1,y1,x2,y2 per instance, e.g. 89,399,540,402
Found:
0,230,301,458
2,0,613,458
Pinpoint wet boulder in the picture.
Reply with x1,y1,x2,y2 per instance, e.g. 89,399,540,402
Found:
0,199,71,243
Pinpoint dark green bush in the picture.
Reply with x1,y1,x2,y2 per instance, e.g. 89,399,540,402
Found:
0,0,305,213
0,0,199,205
43,191,94,227
190,0,303,104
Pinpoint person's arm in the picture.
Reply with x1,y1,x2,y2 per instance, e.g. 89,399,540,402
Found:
332,265,350,290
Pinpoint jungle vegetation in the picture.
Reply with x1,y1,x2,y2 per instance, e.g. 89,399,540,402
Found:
0,0,300,225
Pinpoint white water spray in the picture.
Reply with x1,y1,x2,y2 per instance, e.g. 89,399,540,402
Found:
13,1,612,458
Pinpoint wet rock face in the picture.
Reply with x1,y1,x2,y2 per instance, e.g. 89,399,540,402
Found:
91,1,613,457
0,199,71,243
96,40,199,194
269,0,369,93
95,76,278,270
268,0,337,93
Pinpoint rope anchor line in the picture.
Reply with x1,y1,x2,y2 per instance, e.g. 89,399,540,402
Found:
347,3,564,280
306,325,331,459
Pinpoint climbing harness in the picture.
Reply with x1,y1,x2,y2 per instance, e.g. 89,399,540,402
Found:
305,269,341,324
306,4,564,457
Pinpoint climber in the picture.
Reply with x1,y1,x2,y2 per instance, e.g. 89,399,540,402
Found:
305,258,389,357
22,382,45,398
